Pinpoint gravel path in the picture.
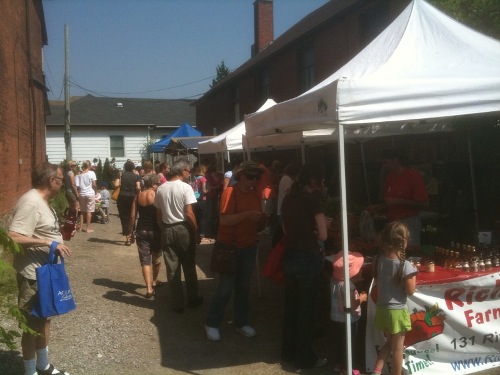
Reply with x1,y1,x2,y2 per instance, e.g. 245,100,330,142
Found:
1,201,498,375
0,201,336,375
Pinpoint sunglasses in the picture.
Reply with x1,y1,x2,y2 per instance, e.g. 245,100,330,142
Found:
243,172,260,180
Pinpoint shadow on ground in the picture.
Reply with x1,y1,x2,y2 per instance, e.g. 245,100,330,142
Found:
0,349,23,375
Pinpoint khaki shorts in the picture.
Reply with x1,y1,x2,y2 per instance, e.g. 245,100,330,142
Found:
17,274,49,330
79,195,95,213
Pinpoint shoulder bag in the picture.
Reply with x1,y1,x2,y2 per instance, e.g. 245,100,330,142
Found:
111,177,121,201
32,241,77,318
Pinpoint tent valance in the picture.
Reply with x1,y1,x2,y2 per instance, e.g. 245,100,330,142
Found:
198,99,276,154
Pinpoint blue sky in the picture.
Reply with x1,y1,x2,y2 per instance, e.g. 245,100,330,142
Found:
42,0,329,101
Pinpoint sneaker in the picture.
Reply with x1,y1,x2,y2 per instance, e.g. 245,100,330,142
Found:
235,325,256,337
37,364,70,375
205,325,220,341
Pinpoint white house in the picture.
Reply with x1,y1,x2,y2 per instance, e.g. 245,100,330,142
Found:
46,95,196,168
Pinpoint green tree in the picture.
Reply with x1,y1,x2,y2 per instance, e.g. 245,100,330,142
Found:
140,138,157,162
210,60,231,88
0,228,39,349
428,0,500,39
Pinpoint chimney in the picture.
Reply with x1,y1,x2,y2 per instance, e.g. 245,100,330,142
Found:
253,0,274,57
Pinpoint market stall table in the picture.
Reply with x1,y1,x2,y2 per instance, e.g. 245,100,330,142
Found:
366,266,500,375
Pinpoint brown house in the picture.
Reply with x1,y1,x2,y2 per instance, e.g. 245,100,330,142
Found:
0,0,49,217
194,0,410,136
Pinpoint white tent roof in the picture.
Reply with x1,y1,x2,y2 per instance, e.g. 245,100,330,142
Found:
245,0,500,138
198,99,276,154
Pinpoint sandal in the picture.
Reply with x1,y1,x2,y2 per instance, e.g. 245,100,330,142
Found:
125,239,131,246
153,281,166,289
145,291,155,299
37,364,70,375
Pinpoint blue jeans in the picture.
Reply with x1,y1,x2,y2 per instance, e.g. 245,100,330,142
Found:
206,245,257,328
281,248,323,367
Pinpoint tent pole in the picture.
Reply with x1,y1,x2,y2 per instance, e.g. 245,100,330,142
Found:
301,143,306,165
338,123,353,375
467,134,480,235
360,141,371,205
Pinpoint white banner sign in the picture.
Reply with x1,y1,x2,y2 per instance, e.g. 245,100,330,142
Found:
366,272,500,374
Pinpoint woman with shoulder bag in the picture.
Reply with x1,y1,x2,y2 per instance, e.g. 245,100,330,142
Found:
280,164,330,369
129,174,164,298
117,160,141,245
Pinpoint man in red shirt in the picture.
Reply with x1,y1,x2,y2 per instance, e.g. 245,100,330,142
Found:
370,149,428,249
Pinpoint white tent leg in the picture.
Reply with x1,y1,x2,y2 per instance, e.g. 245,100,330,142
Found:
338,123,353,375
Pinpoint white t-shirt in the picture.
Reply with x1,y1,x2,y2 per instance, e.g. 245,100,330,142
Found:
154,179,197,224
10,189,63,279
277,174,293,216
76,170,96,196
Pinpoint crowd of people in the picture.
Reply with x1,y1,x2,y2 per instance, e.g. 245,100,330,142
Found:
8,148,426,375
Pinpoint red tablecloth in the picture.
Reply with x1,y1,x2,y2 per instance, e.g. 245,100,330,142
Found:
416,266,498,285
359,263,498,286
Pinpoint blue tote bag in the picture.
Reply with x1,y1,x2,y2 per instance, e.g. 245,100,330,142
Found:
32,241,76,318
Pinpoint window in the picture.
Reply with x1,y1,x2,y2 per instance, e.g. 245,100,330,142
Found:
110,135,124,157
300,45,315,92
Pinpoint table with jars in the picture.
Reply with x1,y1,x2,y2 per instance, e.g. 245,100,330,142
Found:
364,242,500,375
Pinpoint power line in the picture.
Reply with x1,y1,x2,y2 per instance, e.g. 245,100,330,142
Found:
68,73,216,97
69,79,206,100
43,57,65,100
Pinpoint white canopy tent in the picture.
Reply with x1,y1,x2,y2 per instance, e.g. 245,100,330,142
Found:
245,0,500,373
197,99,277,155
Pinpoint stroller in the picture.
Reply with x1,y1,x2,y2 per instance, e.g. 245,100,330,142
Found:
92,193,109,224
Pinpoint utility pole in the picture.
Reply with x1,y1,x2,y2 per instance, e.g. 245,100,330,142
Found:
64,24,72,160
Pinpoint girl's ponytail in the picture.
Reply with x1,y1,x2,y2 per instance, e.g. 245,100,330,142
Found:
378,221,410,285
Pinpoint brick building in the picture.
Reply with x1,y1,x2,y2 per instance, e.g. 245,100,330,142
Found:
0,0,49,217
194,0,410,136
194,0,500,242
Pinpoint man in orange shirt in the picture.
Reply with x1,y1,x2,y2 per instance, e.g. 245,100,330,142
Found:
205,161,266,341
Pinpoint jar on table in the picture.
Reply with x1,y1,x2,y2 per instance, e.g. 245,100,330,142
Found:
471,260,479,272
485,258,492,271
426,261,435,273
494,255,500,267
479,259,486,271
462,261,470,272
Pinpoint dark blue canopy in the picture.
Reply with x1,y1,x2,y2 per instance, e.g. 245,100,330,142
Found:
152,123,202,152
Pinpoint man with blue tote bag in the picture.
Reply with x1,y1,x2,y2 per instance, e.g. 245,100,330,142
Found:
9,162,74,375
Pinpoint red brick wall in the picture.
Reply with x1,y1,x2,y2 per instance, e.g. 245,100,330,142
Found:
0,0,47,216
196,0,411,135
